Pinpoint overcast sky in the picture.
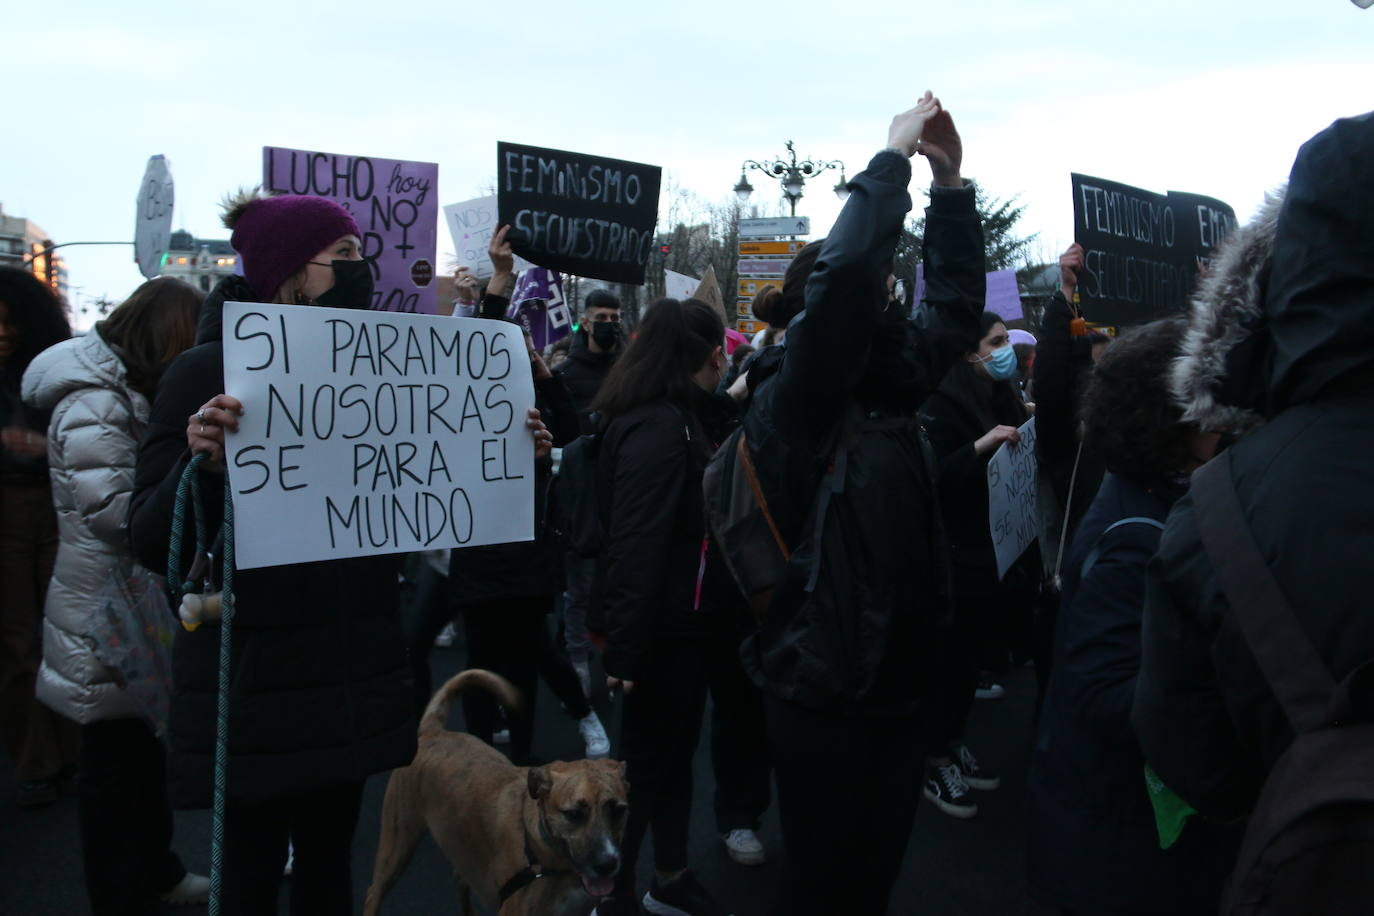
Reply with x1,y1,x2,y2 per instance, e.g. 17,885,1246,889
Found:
6,0,1370,328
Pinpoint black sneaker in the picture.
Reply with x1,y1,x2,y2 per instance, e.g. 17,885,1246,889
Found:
643,870,730,916
955,744,1000,791
924,762,978,819
593,894,645,916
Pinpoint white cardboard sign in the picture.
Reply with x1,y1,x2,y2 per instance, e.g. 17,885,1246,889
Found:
135,155,175,280
664,269,699,302
987,417,1038,579
222,301,536,569
444,195,533,279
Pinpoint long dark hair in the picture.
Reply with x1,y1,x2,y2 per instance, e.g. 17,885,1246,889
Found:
592,297,723,423
939,311,1028,432
0,267,71,386
96,278,204,399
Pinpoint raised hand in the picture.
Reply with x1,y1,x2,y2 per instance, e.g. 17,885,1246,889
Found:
489,225,515,277
453,267,479,306
1060,243,1085,301
886,91,939,158
916,101,963,187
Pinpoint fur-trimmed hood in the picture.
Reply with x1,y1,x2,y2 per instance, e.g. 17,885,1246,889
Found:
1173,109,1374,432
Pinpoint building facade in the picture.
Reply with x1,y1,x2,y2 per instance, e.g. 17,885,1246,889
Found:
159,229,237,293
0,202,68,299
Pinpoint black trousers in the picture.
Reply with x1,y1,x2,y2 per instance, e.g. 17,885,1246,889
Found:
78,718,186,916
764,695,921,916
401,561,455,719
708,629,771,832
461,596,546,764
221,781,364,915
615,642,710,895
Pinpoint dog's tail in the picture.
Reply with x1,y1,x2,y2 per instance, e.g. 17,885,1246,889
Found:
419,669,524,737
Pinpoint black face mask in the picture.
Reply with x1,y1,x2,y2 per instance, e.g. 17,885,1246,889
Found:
309,259,374,310
590,321,621,351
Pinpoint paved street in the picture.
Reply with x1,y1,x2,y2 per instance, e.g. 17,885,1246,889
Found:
2,630,1043,915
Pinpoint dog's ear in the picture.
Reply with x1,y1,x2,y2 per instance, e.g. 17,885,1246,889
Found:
527,766,552,801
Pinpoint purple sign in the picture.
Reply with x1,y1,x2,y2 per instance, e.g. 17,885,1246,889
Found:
509,268,572,350
263,146,439,313
912,264,1023,321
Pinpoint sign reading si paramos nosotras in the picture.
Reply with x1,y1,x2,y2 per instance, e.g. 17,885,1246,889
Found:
222,302,536,569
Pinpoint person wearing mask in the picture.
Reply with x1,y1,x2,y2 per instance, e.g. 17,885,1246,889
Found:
22,277,211,911
128,189,551,915
0,267,76,808
589,297,733,916
1133,113,1374,858
557,290,623,695
739,92,984,915
920,311,1037,818
1026,319,1234,915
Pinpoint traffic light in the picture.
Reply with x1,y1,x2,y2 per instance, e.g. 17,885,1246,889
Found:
660,243,671,256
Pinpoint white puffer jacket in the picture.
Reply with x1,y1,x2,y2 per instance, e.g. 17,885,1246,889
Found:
22,330,149,722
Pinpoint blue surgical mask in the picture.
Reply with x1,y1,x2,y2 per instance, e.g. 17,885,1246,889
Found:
977,344,1019,381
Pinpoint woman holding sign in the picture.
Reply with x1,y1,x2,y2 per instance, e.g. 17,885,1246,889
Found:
920,311,1036,819
128,189,552,915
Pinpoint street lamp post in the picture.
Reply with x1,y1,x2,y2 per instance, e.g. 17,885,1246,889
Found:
732,141,848,216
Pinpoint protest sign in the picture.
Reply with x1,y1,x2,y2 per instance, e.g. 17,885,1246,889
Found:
443,195,534,279
912,264,1023,320
1071,174,1235,327
135,155,174,280
497,142,662,284
985,268,1023,321
987,417,1038,579
222,302,535,569
263,146,439,313
692,265,727,324
664,269,699,302
508,268,573,350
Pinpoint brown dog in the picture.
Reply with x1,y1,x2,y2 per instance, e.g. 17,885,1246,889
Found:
363,669,629,916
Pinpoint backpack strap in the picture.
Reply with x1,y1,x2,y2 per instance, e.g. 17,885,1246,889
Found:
1191,452,1339,734
737,431,791,562
1079,516,1165,579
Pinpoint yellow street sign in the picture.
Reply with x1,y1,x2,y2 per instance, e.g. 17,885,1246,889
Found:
738,240,805,256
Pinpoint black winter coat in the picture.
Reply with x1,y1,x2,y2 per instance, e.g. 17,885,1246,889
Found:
128,275,417,809
448,293,579,605
740,151,984,718
1027,473,1235,914
921,368,1032,591
1133,111,1374,822
555,333,616,435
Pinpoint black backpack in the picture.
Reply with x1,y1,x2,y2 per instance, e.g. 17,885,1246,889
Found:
557,429,606,559
1192,452,1374,915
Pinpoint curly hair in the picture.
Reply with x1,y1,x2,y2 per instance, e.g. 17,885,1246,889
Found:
1079,318,1197,480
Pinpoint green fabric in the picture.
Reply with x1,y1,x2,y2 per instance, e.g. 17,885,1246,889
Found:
1144,763,1197,849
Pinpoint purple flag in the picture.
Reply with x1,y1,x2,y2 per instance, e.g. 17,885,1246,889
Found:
508,268,572,350
263,146,438,313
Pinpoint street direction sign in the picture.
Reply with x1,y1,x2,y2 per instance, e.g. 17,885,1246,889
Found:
736,258,792,276
738,277,779,297
739,216,811,238
738,240,806,256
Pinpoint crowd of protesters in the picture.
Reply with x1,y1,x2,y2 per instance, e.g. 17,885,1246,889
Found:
3,93,1374,916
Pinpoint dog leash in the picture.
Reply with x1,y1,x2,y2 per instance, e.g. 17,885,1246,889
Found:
168,453,236,916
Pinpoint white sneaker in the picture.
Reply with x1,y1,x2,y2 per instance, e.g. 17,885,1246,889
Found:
722,827,766,865
283,840,294,876
160,872,211,906
974,676,1005,700
493,728,511,745
579,711,611,758
433,622,456,648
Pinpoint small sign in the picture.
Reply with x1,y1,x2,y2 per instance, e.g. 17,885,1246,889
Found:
664,269,699,302
443,195,534,279
736,299,754,318
739,216,811,238
692,265,727,324
134,155,175,280
738,240,806,256
737,277,779,297
737,319,761,335
410,259,434,288
987,417,1038,579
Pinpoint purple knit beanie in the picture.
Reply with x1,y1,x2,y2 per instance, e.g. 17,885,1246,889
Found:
229,195,361,301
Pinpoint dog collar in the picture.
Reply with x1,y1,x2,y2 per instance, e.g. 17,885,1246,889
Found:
498,825,570,907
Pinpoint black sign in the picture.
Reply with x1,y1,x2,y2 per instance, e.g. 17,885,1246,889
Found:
1071,174,1236,326
497,142,662,285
